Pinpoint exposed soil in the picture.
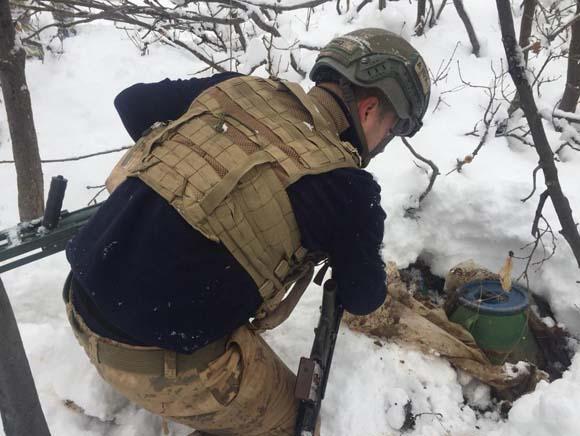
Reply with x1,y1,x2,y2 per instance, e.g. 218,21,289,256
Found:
397,258,574,411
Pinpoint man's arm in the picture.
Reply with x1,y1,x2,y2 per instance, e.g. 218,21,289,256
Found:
290,168,387,315
107,72,242,192
328,171,387,315
114,72,241,141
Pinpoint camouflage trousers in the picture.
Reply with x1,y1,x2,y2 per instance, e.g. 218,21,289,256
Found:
66,298,309,436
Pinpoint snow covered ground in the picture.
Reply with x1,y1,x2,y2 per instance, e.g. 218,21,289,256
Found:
1,1,580,435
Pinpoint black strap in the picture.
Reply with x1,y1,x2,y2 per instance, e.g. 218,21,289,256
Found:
313,260,330,286
339,78,370,167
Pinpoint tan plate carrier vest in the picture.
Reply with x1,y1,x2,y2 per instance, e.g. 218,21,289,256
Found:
110,76,360,329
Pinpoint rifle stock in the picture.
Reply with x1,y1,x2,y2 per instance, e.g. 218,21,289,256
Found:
294,278,343,436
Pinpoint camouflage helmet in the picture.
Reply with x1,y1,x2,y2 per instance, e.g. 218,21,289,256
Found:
310,28,431,165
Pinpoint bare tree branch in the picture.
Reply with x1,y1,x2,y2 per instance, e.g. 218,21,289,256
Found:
298,43,321,51
0,277,51,436
497,0,580,269
356,0,372,13
0,145,131,164
18,0,233,71
201,0,333,13
416,0,427,36
1,0,44,220
548,10,580,43
514,211,557,284
426,0,435,27
14,0,335,75
521,164,541,202
248,10,280,37
559,0,580,113
453,0,480,57
436,0,448,21
401,137,440,204
532,190,550,238
448,62,503,174
429,41,460,86
290,51,306,78
519,0,537,65
86,185,107,205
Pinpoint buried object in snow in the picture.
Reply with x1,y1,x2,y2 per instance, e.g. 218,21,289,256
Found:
344,260,572,401
449,280,540,365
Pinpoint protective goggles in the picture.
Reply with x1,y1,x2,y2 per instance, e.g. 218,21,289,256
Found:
368,115,423,160
391,116,423,137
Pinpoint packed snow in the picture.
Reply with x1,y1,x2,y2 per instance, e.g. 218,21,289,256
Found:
1,1,580,435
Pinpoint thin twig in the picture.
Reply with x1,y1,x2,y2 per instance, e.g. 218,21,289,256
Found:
547,12,580,42
401,138,440,203
298,43,322,51
87,186,107,205
436,0,448,20
532,190,550,238
0,146,131,164
521,164,542,202
429,41,460,86
290,52,306,78
447,105,501,174
356,0,372,13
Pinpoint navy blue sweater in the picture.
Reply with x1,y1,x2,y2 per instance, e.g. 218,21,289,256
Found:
67,73,387,353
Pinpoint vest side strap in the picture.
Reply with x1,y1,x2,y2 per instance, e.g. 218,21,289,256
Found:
251,262,315,331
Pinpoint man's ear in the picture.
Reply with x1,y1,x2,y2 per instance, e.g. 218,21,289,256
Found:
357,96,379,123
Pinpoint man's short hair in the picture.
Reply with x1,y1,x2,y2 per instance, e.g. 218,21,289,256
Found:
352,85,394,118
314,67,395,118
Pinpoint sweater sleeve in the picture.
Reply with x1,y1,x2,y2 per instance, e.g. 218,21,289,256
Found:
113,72,241,141
329,171,387,315
288,169,387,316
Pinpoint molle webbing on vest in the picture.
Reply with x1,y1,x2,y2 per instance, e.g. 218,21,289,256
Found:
117,76,360,321
307,86,351,135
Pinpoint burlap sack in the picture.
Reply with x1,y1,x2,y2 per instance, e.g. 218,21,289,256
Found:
344,262,547,398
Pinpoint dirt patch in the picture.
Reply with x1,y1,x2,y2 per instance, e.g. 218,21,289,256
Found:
346,257,575,419
401,258,573,381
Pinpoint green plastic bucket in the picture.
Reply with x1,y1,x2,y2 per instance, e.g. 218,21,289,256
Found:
449,280,539,364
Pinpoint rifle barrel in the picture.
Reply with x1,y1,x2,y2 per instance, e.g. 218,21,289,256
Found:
0,203,101,274
294,278,343,435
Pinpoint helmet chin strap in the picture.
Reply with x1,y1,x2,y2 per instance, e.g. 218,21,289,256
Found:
369,134,394,159
338,78,370,168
